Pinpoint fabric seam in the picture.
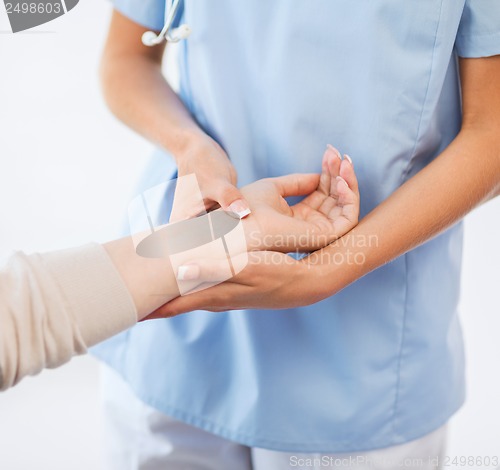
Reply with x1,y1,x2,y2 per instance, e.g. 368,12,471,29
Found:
393,0,444,435
123,371,459,453
390,252,410,438
457,29,500,39
401,0,444,183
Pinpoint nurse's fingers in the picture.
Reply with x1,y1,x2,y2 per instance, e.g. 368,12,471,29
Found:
169,194,207,223
272,173,320,198
176,258,232,283
213,179,252,218
176,251,249,283
339,155,359,195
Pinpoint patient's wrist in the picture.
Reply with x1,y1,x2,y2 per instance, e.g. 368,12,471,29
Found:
240,214,264,251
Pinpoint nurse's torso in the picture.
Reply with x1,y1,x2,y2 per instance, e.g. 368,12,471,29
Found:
94,0,467,452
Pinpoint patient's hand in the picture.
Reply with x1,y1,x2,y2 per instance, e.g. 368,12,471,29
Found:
241,145,359,252
140,146,358,305
144,146,359,308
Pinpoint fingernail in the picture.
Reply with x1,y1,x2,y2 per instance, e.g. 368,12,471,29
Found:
336,176,349,188
177,265,200,281
327,144,342,160
344,154,353,165
228,199,251,219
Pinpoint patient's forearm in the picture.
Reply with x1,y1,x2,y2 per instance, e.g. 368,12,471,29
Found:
0,236,181,392
0,243,137,391
103,236,179,319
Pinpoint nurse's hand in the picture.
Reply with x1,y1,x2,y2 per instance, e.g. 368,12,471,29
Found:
147,251,328,317
171,136,251,221
241,145,359,252
146,147,358,317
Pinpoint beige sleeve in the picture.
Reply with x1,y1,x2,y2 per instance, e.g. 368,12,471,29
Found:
0,243,137,391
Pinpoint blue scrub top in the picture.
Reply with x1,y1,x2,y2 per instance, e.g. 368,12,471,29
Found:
93,0,500,453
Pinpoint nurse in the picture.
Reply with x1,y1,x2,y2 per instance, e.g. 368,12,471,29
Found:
93,1,500,469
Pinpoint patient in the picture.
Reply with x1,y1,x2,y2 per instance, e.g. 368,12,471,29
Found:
0,145,358,391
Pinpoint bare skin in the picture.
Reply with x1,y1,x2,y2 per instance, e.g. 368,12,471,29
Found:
100,11,250,216
156,57,500,315
99,11,500,316
105,155,359,319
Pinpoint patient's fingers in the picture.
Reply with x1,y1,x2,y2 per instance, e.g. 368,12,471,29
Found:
326,145,341,179
335,175,359,228
326,145,341,169
297,145,346,212
319,145,341,196
273,173,320,198
318,149,331,195
339,154,359,195
336,176,356,205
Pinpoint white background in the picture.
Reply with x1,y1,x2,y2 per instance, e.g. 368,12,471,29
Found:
0,1,499,469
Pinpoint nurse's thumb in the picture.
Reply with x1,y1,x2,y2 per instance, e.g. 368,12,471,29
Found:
216,183,251,219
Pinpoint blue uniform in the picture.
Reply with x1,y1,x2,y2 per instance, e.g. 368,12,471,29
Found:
93,0,500,452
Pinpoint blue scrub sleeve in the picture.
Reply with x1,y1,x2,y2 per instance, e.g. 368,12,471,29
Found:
455,0,500,57
111,0,166,31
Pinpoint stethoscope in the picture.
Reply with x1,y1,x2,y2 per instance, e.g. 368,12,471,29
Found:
142,0,191,46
